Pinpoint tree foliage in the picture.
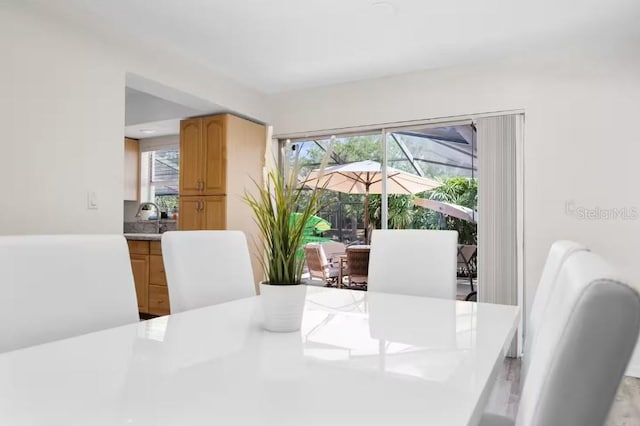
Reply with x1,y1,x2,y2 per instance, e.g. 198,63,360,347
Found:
427,177,478,244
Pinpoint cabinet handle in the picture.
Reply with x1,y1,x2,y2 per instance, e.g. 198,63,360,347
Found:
199,181,204,191
199,200,204,211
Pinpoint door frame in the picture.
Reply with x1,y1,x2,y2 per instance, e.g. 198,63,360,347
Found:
275,109,526,354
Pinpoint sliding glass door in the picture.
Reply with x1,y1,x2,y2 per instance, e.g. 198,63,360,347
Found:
282,122,477,243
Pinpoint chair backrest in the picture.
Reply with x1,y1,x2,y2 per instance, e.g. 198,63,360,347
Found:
457,244,477,267
0,235,139,353
368,230,458,299
527,240,588,341
162,231,256,313
321,241,346,263
346,246,370,283
523,240,588,376
304,243,329,280
516,251,640,426
161,231,256,314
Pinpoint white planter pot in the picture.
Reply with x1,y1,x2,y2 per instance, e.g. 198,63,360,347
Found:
140,210,154,221
259,283,307,332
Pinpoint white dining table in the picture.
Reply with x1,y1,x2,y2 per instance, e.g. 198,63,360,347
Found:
0,286,519,426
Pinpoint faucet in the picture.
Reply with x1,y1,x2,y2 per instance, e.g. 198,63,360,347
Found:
135,202,161,234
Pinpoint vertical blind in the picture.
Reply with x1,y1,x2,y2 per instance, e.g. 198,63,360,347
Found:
477,114,523,356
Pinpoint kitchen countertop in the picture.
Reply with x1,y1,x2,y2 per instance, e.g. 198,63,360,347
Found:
123,233,162,241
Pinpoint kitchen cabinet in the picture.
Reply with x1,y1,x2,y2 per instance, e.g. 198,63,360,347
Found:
179,119,203,196
178,114,266,286
148,285,170,316
149,254,167,286
177,197,203,230
202,116,226,194
130,254,149,313
127,240,170,316
124,138,140,201
178,195,225,231
179,116,226,197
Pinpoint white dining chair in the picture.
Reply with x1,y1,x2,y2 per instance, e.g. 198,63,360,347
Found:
0,235,139,353
523,240,588,376
481,250,640,426
161,230,256,313
367,229,458,299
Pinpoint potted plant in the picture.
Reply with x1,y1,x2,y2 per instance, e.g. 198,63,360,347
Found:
139,204,154,221
245,153,330,332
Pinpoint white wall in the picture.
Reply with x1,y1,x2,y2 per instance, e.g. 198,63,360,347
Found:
0,6,270,235
269,41,640,373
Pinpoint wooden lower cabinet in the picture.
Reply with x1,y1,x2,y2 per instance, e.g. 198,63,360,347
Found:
149,255,167,286
148,285,170,316
203,196,226,229
179,195,226,230
127,240,170,316
130,254,149,313
178,197,203,230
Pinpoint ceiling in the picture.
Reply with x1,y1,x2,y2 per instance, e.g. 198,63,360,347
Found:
124,118,181,139
125,88,205,127
18,0,640,93
124,87,226,139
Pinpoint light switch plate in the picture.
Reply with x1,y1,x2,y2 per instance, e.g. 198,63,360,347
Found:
87,191,99,210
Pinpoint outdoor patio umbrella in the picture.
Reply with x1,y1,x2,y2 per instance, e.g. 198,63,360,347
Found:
301,160,442,241
413,198,477,223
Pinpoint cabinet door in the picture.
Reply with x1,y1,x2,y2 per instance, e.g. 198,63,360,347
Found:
149,255,167,286
130,254,149,313
180,119,203,196
148,284,170,316
203,196,226,230
179,197,203,230
202,116,226,195
124,138,139,201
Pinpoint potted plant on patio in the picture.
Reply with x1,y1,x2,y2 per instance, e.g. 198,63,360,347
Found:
245,153,331,332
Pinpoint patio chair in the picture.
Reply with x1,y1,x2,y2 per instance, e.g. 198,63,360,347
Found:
346,245,370,290
304,243,340,286
320,241,346,267
457,244,477,300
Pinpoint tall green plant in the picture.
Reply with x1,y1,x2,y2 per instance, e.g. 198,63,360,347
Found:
427,177,478,244
368,194,415,230
244,153,331,285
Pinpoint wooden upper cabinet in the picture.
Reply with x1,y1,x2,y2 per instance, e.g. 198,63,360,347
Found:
124,138,139,201
179,119,203,196
202,116,226,195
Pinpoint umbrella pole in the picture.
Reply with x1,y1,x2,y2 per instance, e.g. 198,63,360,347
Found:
364,191,369,244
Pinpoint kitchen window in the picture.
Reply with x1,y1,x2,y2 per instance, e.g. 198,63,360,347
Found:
140,147,179,214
